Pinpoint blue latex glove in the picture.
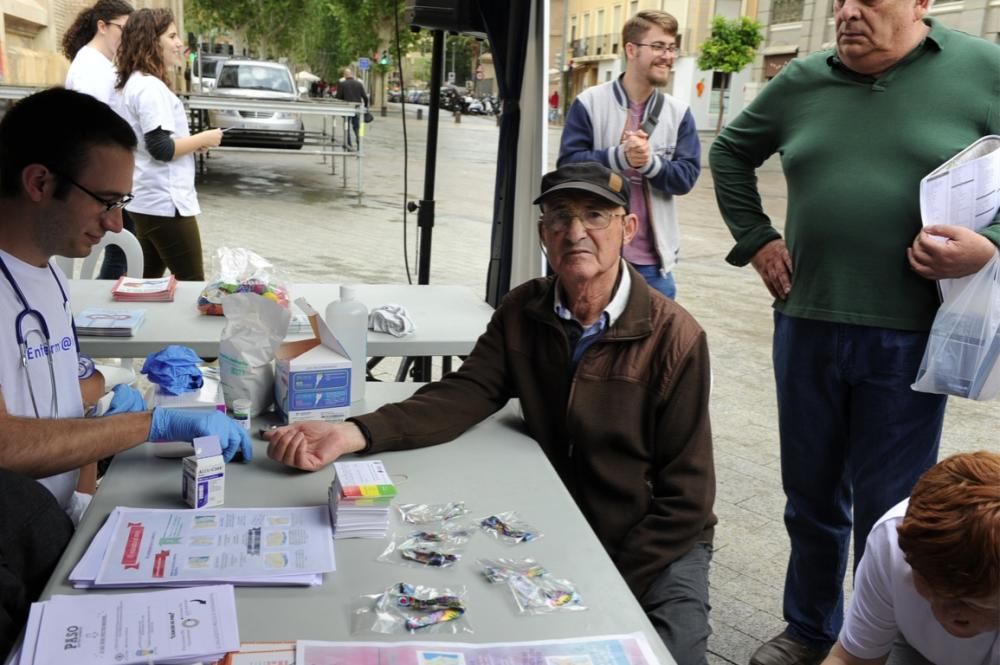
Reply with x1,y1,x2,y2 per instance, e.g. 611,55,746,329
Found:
105,384,146,415
141,346,204,395
149,407,252,463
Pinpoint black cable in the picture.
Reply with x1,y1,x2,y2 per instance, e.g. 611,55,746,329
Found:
394,5,413,285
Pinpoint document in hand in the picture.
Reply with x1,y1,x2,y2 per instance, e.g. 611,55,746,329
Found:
17,585,239,665
919,135,1000,300
70,506,334,588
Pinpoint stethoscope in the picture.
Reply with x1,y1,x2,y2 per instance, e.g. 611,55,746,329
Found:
0,254,78,418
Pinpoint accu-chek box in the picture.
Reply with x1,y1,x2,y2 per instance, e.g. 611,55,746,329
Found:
274,298,352,423
182,436,225,509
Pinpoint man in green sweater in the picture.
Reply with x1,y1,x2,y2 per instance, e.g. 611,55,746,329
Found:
709,1,1000,664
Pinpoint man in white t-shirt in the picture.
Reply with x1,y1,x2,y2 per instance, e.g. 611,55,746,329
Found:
822,451,1000,665
0,89,254,652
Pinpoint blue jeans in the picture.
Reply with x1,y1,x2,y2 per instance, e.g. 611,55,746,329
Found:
772,312,945,649
631,263,676,300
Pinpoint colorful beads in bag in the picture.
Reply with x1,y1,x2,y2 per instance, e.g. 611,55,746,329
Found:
197,279,290,316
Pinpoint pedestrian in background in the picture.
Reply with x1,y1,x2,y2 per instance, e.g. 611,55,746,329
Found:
558,10,701,301
710,0,1000,663
112,8,223,281
336,68,369,150
62,0,136,280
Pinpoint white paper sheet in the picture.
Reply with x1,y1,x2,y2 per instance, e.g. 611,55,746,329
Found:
73,507,332,588
20,585,239,665
919,136,1000,300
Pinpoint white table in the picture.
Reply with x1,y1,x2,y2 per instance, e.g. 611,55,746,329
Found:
39,384,675,662
69,281,494,360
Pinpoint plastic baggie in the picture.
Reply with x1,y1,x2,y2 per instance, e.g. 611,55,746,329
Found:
198,247,290,316
912,254,1000,400
352,582,471,634
477,557,586,614
377,527,472,569
396,501,468,524
476,511,543,544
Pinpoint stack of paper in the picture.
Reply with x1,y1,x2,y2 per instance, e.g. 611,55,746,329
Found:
111,275,177,302
329,460,396,539
70,506,335,588
74,308,145,336
17,585,239,665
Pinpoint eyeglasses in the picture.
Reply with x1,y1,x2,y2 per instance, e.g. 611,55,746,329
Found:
63,176,134,213
541,208,624,232
632,42,679,55
105,22,126,31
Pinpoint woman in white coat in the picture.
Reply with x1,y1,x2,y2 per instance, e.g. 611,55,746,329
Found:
63,0,135,280
112,8,221,281
62,0,133,104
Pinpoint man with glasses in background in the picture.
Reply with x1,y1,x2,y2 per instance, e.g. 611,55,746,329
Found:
558,10,701,300
265,162,717,665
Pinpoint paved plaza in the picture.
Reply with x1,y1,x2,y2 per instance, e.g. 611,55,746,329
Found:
191,106,999,664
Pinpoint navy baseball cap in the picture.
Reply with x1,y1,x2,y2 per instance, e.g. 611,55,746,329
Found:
533,162,630,212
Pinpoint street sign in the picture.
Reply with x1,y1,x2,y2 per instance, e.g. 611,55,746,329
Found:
475,72,483,80
358,57,370,71
447,71,455,83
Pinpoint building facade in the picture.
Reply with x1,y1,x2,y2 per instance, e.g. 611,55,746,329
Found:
1,0,184,87
755,0,1000,82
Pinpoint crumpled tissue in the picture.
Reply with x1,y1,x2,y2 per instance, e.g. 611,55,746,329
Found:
368,304,415,337
141,345,204,395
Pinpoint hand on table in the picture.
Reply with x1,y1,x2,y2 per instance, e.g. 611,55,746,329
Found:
264,421,367,472
149,407,252,462
908,225,998,280
750,239,793,300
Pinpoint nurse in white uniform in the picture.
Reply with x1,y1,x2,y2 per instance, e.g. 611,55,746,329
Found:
112,8,222,282
62,0,134,105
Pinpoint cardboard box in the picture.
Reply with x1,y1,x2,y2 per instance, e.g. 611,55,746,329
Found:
182,436,225,508
275,298,352,423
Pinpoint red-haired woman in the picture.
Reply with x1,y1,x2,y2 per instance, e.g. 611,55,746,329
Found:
111,8,221,281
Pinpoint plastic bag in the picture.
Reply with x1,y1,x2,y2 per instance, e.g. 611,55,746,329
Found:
377,527,471,569
352,582,471,634
477,558,586,615
198,247,290,316
912,254,1000,400
476,511,543,544
396,502,468,524
219,292,290,415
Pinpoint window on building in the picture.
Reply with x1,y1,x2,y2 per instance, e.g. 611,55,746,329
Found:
771,0,804,24
597,10,604,37
629,1,638,18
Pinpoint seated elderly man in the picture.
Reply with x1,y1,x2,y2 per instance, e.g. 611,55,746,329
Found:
822,451,1000,665
266,162,717,665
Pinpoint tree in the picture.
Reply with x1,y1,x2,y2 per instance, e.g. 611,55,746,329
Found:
697,15,763,133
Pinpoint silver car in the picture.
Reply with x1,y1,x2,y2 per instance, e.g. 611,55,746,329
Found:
208,59,305,149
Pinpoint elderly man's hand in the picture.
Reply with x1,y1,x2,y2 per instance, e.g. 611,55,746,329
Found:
750,239,793,300
265,421,367,472
908,225,998,280
623,130,651,169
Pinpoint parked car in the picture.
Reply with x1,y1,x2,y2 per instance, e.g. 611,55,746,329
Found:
208,59,305,149
189,54,226,93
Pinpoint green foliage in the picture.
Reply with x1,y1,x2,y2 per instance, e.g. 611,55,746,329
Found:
185,0,419,80
697,16,763,74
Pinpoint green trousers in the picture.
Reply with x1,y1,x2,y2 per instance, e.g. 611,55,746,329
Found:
129,210,205,281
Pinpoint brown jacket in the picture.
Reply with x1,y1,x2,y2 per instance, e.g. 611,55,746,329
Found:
357,264,716,595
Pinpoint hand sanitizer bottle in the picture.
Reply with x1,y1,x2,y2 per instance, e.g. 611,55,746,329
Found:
325,286,367,402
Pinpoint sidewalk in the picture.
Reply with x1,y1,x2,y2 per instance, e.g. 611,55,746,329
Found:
195,106,1000,664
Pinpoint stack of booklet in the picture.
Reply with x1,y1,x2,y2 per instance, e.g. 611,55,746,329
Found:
16,585,239,665
70,506,335,588
111,275,177,302
74,308,145,337
328,460,397,539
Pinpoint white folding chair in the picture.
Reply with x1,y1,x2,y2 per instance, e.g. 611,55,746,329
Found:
76,229,145,279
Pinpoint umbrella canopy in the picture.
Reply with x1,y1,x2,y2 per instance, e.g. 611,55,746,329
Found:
296,71,320,82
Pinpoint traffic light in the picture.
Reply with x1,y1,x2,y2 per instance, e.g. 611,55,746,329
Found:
379,50,390,66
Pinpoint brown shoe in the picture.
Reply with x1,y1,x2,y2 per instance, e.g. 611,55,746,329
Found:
749,633,829,665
